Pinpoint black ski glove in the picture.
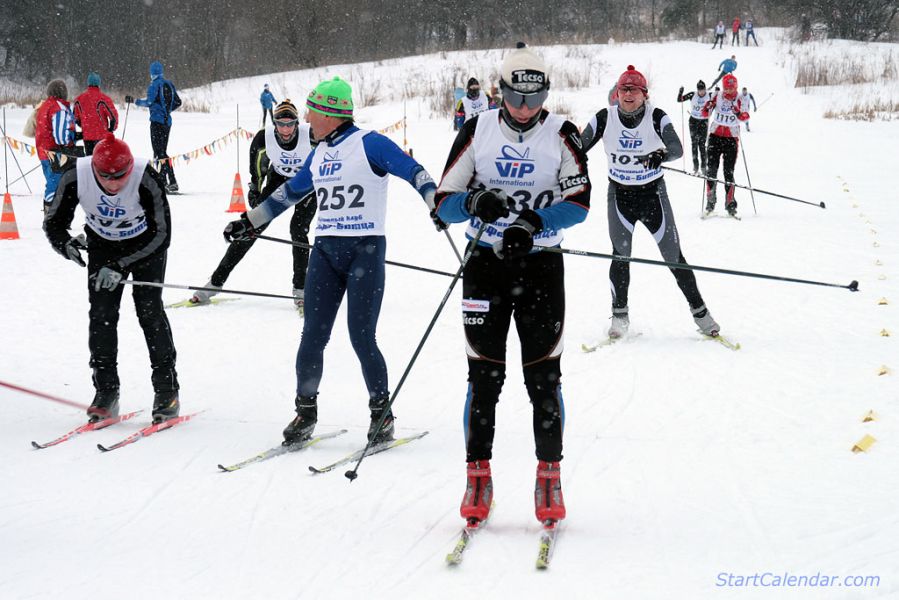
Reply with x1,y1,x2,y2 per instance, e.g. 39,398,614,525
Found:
124,95,134,104
501,209,542,260
62,234,87,267
430,208,448,231
247,183,260,207
637,149,666,170
466,189,512,224
223,212,256,242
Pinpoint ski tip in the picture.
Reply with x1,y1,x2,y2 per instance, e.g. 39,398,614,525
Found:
97,443,110,452
308,465,322,474
217,464,233,472
31,441,44,450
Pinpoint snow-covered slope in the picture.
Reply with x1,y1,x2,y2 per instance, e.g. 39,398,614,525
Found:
1,33,897,599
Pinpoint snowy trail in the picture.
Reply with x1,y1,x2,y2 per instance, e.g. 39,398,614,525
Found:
2,32,898,599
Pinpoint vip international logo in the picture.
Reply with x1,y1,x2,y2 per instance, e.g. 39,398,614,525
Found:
617,130,644,151
494,145,535,178
96,195,126,219
318,151,342,176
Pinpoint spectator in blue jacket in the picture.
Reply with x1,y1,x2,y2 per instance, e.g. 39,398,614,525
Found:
260,84,277,125
127,60,181,193
710,55,737,88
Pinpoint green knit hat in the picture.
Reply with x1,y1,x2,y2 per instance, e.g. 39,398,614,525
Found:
306,76,354,117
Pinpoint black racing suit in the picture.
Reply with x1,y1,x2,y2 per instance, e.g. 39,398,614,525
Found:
581,105,710,317
43,165,178,394
209,128,317,290
677,89,709,173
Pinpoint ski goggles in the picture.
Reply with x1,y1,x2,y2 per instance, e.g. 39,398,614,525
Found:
617,85,646,95
95,165,131,180
274,118,298,127
500,82,549,109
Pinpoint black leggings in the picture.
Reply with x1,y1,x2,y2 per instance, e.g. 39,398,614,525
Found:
462,247,566,463
706,135,739,210
87,237,177,393
607,178,705,311
150,121,175,185
688,117,708,172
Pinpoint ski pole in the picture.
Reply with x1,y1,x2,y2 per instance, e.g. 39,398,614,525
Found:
662,165,825,209
119,279,296,300
739,138,758,215
0,380,91,411
120,101,131,140
758,92,774,108
534,245,858,292
345,223,488,482
9,163,41,187
255,234,455,278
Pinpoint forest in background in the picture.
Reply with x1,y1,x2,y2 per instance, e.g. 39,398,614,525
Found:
1,0,897,92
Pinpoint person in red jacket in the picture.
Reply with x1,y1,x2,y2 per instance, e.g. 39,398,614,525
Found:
701,74,750,217
35,79,77,204
73,72,119,155
731,17,742,46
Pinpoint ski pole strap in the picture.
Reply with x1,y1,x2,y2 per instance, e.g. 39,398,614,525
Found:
120,279,296,300
535,246,858,292
254,234,455,278
661,166,826,209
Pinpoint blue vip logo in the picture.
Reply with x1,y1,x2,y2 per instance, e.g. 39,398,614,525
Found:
494,145,535,178
318,151,342,176
618,130,643,150
97,195,126,219
279,151,304,166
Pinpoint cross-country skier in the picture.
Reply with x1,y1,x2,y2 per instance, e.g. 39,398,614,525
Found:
435,43,591,527
454,77,494,130
223,76,440,446
43,134,180,424
738,86,757,131
702,74,750,216
580,65,721,340
710,54,737,88
190,100,316,313
677,80,710,175
712,21,726,49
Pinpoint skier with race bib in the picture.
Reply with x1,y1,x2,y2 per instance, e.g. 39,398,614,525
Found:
191,100,317,313
676,80,710,175
702,74,750,217
223,77,440,447
435,43,591,528
580,65,721,340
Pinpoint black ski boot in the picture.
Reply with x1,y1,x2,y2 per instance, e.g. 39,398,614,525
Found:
283,395,317,446
152,391,180,423
88,388,120,422
367,395,395,444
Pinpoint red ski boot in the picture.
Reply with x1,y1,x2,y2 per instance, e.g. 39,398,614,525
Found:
460,460,493,523
535,460,566,523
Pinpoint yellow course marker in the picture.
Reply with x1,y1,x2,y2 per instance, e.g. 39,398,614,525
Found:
877,365,890,376
851,434,876,453
878,298,889,305
881,329,890,337
862,410,876,423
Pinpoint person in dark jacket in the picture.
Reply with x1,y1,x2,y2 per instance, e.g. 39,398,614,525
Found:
43,134,180,424
127,61,180,193
73,72,119,155
35,79,77,204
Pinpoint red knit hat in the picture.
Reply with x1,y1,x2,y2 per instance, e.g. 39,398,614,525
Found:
92,133,134,179
617,65,648,92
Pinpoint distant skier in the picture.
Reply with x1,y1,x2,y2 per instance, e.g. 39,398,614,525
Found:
435,43,590,528
677,80,710,174
738,86,757,131
260,83,276,125
73,72,118,155
127,61,182,194
191,100,316,313
712,21,726,49
43,134,180,424
710,54,737,88
454,77,493,130
35,79,77,204
745,19,758,46
702,74,751,216
581,65,721,339
223,76,440,447
731,17,742,46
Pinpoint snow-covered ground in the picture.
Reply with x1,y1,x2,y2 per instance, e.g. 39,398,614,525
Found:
2,33,898,599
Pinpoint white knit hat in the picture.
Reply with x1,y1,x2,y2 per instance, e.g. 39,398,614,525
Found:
501,44,549,93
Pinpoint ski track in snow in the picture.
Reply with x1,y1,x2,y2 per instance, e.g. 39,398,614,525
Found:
3,31,899,599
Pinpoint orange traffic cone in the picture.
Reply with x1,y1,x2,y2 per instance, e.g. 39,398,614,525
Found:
0,192,20,240
226,173,247,213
